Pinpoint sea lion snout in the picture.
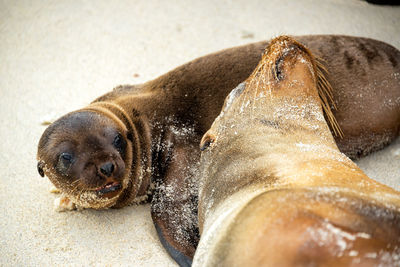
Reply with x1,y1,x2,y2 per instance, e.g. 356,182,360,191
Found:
80,153,125,186
99,162,115,177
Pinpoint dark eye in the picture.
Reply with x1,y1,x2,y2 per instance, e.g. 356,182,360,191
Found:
200,132,216,151
57,152,74,173
113,133,126,152
60,153,73,162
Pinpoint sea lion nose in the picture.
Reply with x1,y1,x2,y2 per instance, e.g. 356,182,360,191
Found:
100,162,114,177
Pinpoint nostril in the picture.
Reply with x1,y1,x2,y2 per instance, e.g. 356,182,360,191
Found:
100,162,114,177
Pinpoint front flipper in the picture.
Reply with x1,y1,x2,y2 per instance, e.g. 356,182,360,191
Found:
54,194,77,212
151,142,200,266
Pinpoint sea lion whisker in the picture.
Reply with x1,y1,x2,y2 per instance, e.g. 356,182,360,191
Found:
70,178,87,192
251,75,259,119
247,51,271,119
238,86,245,114
70,179,81,186
70,183,81,194
69,180,81,193
71,182,82,193
266,60,273,100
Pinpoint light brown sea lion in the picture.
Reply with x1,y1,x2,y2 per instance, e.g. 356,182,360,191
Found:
194,36,400,267
36,35,400,265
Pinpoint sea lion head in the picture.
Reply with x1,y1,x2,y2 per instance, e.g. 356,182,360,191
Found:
197,36,341,227
200,35,341,152
37,107,140,209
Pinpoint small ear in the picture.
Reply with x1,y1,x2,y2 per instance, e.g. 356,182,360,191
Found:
37,161,45,177
200,132,216,151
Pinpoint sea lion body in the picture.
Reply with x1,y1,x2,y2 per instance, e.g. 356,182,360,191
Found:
95,34,400,158
37,35,400,263
194,36,400,266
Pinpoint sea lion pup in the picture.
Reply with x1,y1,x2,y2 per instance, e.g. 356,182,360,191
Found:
37,35,400,264
194,36,400,267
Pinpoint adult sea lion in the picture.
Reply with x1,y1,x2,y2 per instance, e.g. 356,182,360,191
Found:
37,35,400,265
194,36,400,267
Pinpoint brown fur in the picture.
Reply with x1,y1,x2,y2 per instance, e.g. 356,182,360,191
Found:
37,35,400,263
195,36,400,266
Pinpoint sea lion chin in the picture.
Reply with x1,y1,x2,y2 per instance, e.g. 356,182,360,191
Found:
37,107,142,210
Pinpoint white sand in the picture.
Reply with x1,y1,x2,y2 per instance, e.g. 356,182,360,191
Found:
0,0,399,266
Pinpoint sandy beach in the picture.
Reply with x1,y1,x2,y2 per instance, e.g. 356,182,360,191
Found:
1,0,399,266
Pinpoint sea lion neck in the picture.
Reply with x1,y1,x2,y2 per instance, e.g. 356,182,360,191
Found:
86,101,153,206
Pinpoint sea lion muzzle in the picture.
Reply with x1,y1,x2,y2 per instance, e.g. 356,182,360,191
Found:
99,162,115,177
95,162,124,197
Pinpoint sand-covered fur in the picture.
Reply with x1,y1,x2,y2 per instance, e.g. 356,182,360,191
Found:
195,36,400,266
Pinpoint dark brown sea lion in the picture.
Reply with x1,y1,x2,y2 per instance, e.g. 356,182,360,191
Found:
194,36,400,267
37,35,400,265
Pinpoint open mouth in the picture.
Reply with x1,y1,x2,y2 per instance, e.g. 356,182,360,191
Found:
95,181,122,196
